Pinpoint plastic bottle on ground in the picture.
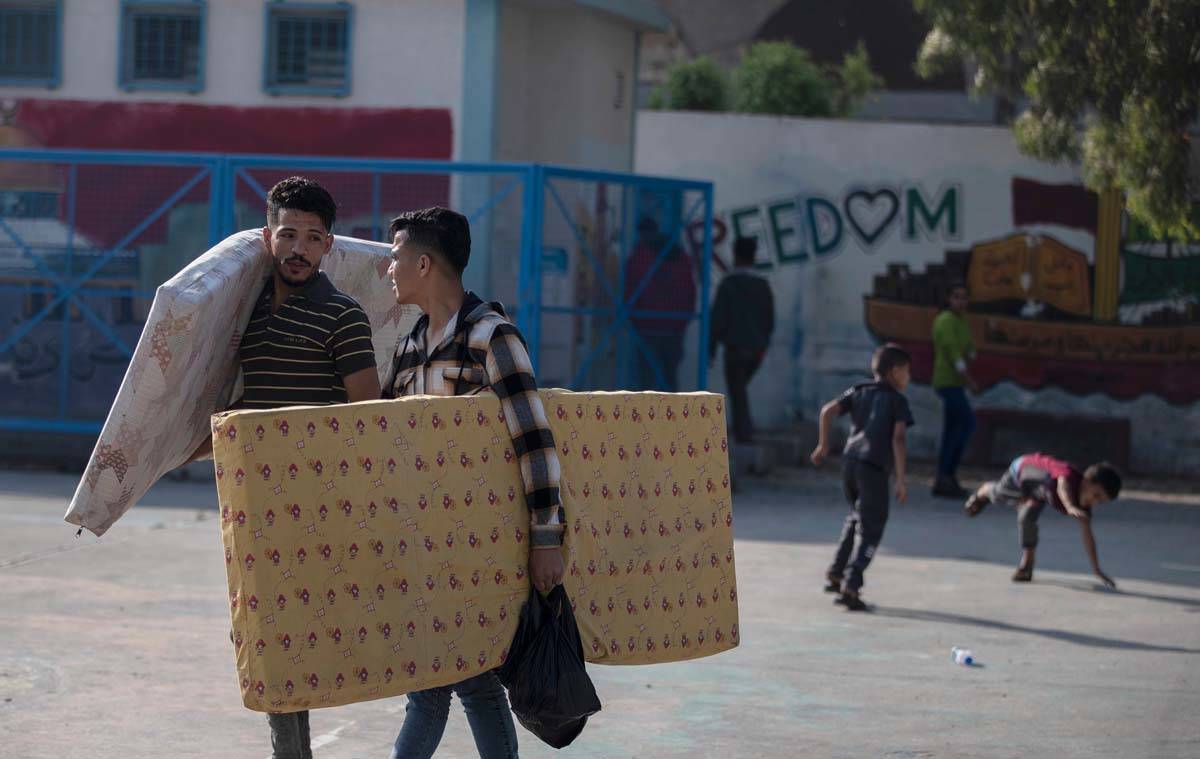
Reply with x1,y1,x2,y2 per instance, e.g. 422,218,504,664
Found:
951,646,974,666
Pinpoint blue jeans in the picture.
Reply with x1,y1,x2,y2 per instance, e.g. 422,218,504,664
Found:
390,672,519,759
936,387,976,478
267,712,311,759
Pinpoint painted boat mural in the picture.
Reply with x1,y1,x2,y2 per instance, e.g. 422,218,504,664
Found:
864,217,1200,405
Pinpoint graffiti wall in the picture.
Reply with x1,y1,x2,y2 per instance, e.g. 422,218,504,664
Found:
636,111,1200,474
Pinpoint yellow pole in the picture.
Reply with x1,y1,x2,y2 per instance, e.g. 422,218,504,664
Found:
1093,188,1122,322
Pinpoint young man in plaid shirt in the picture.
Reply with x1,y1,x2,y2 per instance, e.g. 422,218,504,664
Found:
382,206,564,759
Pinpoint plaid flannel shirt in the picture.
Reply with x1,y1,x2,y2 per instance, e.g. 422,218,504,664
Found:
382,292,564,547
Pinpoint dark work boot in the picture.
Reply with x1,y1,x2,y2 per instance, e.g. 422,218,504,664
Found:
834,589,869,611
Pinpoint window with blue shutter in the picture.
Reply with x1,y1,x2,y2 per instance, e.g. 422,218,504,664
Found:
264,2,352,96
0,1,61,86
119,1,206,91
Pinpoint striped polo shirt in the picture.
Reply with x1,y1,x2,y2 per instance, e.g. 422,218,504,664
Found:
237,272,376,409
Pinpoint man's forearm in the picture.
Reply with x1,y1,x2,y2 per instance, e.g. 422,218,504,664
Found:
484,323,565,545
187,435,214,463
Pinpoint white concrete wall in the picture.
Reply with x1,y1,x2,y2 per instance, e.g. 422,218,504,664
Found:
2,0,465,150
486,0,640,361
495,1,636,169
635,110,1200,475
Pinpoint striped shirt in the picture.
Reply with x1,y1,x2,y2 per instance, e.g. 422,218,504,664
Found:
383,292,565,547
238,272,376,409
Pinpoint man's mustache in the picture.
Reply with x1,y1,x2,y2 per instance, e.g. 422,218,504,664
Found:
283,256,311,268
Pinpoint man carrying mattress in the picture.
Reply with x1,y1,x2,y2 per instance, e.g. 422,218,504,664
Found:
381,206,565,759
191,176,381,758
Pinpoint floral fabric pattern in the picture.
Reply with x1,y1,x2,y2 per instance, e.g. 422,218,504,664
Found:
213,390,738,712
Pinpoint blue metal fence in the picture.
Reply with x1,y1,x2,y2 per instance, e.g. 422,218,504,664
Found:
0,149,713,440
532,165,713,393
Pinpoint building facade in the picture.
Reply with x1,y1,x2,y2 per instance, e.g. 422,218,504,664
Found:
0,0,667,165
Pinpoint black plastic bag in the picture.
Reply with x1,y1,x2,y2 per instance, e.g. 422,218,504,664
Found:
497,585,601,748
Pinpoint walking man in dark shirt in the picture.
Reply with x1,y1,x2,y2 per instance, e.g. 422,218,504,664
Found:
191,177,380,758
810,344,914,611
708,237,775,442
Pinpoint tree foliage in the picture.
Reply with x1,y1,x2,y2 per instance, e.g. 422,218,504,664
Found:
833,42,886,119
915,0,1200,240
650,41,882,119
647,56,728,112
732,42,836,117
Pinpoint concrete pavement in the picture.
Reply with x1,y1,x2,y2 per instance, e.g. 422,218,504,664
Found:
1,466,1197,758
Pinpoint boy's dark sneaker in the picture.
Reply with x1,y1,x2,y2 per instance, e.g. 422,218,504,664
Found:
823,573,843,593
1012,566,1033,582
834,590,869,611
933,476,970,498
964,493,989,517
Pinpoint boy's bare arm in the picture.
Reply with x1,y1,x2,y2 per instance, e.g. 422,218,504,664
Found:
1058,478,1088,518
892,420,908,503
809,400,842,466
1079,517,1116,588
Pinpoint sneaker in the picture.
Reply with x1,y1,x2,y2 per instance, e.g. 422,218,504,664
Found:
823,573,843,593
835,590,869,611
964,493,989,517
1012,566,1033,582
933,476,970,498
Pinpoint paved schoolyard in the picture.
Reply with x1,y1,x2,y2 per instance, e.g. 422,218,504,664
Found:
1,466,1197,758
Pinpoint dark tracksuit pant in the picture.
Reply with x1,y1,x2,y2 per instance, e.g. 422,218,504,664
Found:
724,353,762,442
829,458,891,591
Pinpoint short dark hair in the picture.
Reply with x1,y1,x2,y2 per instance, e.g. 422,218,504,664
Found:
871,342,911,377
266,176,337,232
1084,462,1122,500
389,206,471,276
733,237,757,265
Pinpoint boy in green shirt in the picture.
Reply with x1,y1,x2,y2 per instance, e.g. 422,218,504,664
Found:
932,284,977,498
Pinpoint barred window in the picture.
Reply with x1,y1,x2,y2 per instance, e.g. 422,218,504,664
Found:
120,2,205,91
265,2,352,95
0,1,60,85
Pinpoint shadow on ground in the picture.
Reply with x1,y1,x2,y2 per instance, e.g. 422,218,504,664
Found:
732,475,1200,590
874,605,1200,654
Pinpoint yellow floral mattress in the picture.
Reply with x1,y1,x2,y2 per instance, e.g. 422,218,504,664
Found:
213,390,739,712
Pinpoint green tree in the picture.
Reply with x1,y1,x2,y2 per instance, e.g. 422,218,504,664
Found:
647,56,728,112
915,0,1200,240
732,42,835,117
832,41,886,118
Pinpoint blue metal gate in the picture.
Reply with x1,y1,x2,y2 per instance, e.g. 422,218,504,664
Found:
0,149,713,441
0,150,222,434
528,166,713,392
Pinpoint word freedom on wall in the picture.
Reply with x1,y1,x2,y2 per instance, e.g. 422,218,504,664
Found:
711,183,961,266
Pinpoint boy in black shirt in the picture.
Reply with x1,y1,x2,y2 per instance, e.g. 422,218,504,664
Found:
810,344,914,611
